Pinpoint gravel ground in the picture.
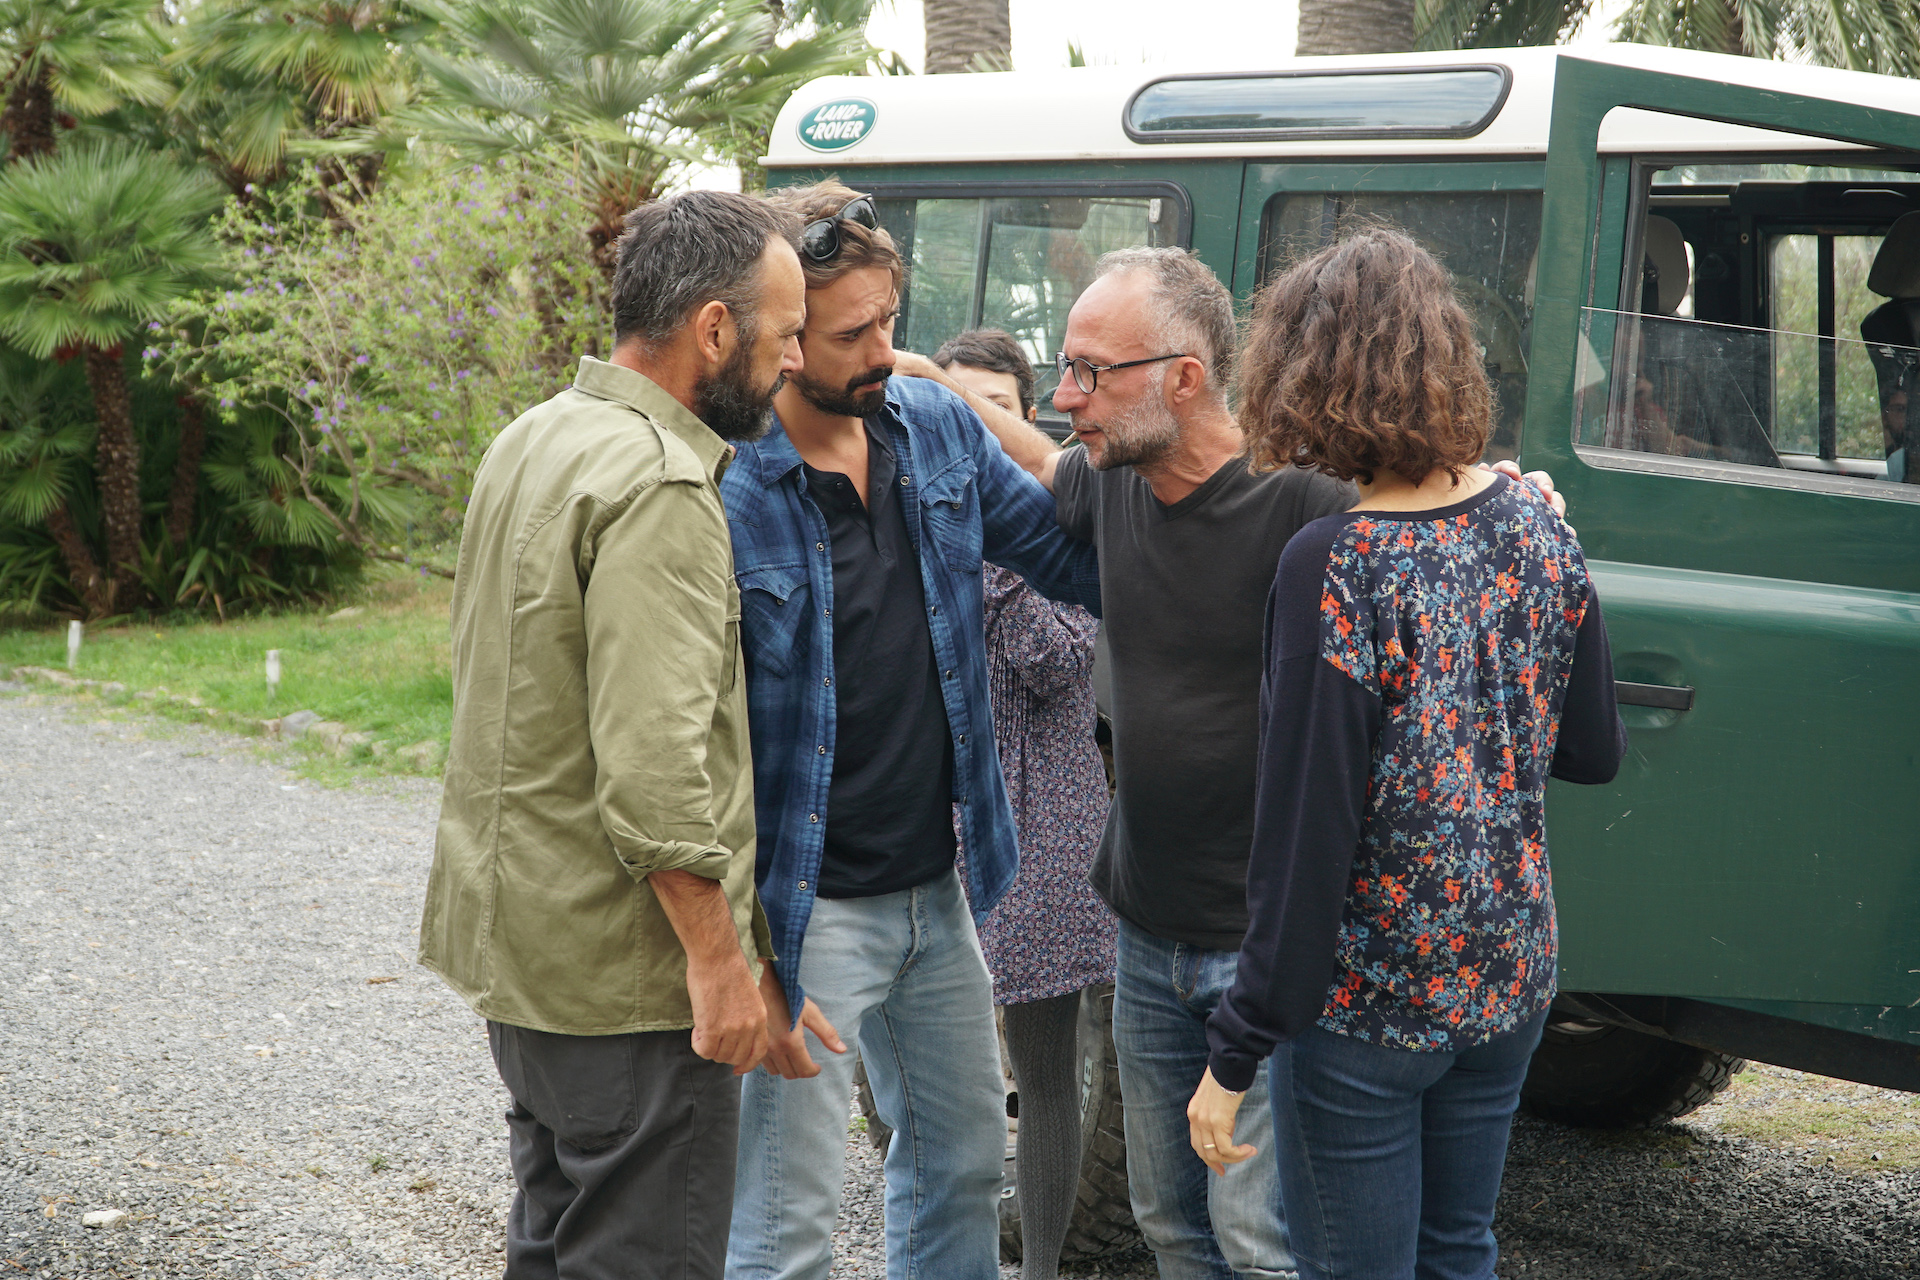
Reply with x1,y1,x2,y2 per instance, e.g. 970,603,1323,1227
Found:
1,688,1915,1279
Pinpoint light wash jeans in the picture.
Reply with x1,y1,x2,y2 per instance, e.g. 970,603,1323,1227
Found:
1273,1009,1549,1280
727,869,1005,1280
1114,920,1295,1280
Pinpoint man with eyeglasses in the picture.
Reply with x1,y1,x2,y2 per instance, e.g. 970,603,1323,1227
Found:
896,247,1561,1280
720,181,1101,1280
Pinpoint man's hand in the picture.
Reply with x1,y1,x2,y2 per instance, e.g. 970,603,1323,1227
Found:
1188,1067,1258,1176
685,951,770,1074
649,868,769,1074
757,964,848,1080
890,349,951,385
1484,458,1567,521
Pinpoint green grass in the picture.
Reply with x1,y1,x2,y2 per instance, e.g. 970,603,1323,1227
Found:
0,573,453,778
1695,1064,1920,1173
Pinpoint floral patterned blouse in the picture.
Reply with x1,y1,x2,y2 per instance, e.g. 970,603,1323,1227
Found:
1207,475,1626,1088
962,565,1116,1006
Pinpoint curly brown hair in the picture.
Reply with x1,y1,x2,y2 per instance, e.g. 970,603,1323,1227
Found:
1237,227,1491,485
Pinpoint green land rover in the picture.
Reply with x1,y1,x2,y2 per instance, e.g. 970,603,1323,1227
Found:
768,42,1920,1261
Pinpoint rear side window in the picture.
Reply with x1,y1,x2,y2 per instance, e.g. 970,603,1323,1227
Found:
1258,190,1543,461
876,190,1185,409
1126,68,1509,143
1576,160,1920,497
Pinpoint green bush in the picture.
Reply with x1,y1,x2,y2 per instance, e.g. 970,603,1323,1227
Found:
153,155,607,563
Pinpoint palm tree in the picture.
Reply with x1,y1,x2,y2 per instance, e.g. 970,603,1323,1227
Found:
1415,0,1590,50
0,0,169,162
923,0,1010,73
401,0,870,267
1615,0,1920,76
166,0,431,193
1296,0,1419,55
700,0,877,190
0,139,225,615
1295,0,1920,72
0,350,98,613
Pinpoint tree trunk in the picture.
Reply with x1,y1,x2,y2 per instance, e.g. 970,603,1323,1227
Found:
924,0,1012,73
2,63,56,162
82,344,143,608
167,395,206,549
1296,0,1416,56
44,500,110,619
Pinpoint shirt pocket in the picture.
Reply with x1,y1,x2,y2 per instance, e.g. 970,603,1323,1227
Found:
918,455,983,574
736,564,811,678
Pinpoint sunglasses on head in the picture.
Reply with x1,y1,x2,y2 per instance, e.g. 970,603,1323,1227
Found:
801,195,880,262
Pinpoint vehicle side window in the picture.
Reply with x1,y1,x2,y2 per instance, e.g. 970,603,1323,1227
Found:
1258,191,1543,461
1575,161,1920,494
877,192,1183,404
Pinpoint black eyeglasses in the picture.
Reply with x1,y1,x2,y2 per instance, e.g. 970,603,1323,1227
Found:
1053,351,1190,395
801,195,880,262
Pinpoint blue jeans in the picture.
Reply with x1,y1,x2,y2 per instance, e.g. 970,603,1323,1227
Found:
1271,1009,1549,1280
728,870,1005,1280
1114,921,1295,1280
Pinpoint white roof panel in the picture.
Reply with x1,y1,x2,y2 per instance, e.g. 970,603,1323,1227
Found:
763,44,1920,169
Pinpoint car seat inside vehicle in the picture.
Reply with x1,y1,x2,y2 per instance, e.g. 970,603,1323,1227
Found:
1631,214,1780,468
1861,210,1920,484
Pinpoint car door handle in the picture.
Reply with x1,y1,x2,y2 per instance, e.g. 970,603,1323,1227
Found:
1615,681,1695,711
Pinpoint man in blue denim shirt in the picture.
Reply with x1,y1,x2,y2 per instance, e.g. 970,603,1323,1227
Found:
722,183,1101,1280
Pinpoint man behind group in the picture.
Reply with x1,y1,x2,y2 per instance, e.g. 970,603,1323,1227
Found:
722,182,1101,1280
418,190,839,1280
897,247,1559,1280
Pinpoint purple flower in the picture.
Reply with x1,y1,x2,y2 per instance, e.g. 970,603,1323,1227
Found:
354,354,369,366
486,305,500,317
432,410,442,420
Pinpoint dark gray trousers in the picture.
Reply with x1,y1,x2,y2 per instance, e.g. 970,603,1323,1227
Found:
488,1021,739,1280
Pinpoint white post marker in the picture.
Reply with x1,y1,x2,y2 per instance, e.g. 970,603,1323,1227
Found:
67,620,83,670
265,649,282,700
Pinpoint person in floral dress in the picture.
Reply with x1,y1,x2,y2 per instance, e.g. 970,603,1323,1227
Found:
935,330,1116,1280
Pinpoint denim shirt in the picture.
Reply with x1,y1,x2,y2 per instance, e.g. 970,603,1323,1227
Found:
721,377,1102,1015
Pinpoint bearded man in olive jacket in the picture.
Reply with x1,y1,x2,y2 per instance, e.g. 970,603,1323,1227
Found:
418,190,840,1280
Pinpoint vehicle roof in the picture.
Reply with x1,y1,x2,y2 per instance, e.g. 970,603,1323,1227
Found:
764,43,1920,168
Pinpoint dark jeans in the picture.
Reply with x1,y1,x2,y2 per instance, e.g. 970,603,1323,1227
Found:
488,1020,739,1280
1271,1009,1549,1280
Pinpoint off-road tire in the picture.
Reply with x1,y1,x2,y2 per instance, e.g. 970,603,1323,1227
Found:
1520,1004,1744,1129
853,984,1138,1263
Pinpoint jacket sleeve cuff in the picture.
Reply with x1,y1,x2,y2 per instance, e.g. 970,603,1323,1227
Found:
750,894,776,960
616,839,732,882
1208,1048,1261,1095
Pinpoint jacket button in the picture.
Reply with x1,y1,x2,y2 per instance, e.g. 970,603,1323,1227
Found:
817,745,827,755
798,880,809,890
809,814,819,823
824,608,831,618
900,475,910,485
929,605,938,615
815,541,825,551
823,677,832,687
958,734,967,744
943,669,953,679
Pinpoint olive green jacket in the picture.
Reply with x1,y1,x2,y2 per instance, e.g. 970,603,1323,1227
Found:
419,357,771,1035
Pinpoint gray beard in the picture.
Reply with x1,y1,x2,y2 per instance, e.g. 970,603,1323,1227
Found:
1080,396,1180,471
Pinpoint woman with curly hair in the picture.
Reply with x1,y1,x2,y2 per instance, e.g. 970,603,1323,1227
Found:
1185,228,1627,1280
